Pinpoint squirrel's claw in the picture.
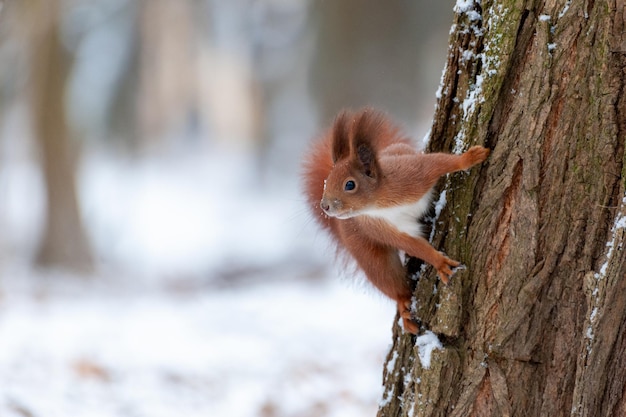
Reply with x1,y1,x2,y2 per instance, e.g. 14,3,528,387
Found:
437,256,462,284
398,299,419,334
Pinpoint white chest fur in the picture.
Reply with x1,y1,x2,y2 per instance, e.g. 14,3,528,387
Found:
362,190,433,237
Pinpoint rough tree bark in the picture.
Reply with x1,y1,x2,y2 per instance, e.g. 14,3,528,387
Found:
378,1,626,416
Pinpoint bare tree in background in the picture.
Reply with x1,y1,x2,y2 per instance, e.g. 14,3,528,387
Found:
378,0,626,416
137,0,196,149
28,0,93,272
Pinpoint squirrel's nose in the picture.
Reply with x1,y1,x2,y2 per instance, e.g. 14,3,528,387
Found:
320,200,330,212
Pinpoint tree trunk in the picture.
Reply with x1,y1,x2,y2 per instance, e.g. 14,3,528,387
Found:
30,0,93,272
378,1,626,416
137,0,196,150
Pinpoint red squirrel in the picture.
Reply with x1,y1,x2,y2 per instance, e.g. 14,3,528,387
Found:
303,108,490,334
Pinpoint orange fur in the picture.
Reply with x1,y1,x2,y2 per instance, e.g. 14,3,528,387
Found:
302,108,489,333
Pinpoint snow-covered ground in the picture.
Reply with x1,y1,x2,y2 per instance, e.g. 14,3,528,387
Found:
0,148,397,417
0,270,395,417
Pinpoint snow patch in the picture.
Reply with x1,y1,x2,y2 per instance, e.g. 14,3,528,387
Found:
586,193,626,356
448,2,508,152
428,190,447,242
386,350,399,375
421,127,432,148
454,0,482,23
415,331,443,369
454,0,475,13
594,195,626,280
379,388,394,408
433,190,447,221
558,0,572,18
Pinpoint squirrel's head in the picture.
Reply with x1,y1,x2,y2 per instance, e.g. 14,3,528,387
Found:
320,109,386,219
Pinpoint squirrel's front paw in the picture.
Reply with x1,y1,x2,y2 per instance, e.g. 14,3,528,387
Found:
436,256,461,284
463,146,490,168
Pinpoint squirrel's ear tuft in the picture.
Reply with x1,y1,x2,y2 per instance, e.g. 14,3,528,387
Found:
352,109,383,178
331,110,352,163
356,143,377,178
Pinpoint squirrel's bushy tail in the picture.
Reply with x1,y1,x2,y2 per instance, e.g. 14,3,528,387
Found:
302,130,335,233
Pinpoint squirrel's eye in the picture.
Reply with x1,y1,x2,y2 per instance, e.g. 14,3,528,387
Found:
344,180,356,191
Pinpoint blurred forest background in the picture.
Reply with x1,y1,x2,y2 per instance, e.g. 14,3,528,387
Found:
0,0,452,416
